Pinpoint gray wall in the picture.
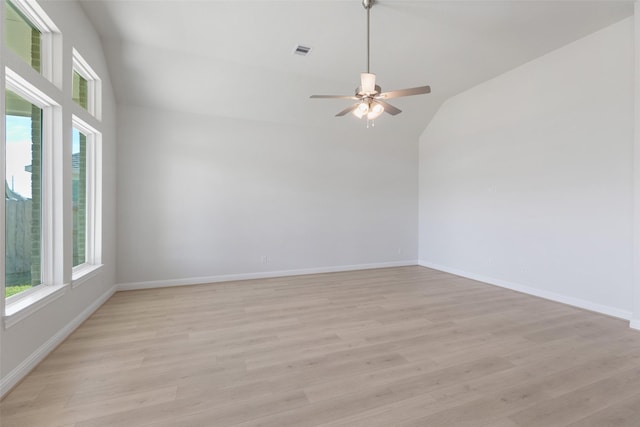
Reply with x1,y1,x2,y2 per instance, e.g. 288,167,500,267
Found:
419,18,634,318
116,106,419,286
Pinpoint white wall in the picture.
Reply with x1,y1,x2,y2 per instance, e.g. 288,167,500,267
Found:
419,18,634,318
633,3,640,329
1,0,117,393
116,106,418,287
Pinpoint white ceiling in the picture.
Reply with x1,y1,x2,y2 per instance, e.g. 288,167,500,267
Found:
79,0,633,136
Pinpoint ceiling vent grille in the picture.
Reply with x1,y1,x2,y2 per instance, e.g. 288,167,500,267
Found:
293,45,312,56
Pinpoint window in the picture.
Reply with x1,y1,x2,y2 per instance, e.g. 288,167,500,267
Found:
72,49,101,119
2,0,102,323
72,71,87,109
71,116,101,280
4,0,41,72
5,89,42,298
72,128,86,267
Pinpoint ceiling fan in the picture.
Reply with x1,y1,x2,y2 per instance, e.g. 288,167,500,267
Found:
310,0,431,122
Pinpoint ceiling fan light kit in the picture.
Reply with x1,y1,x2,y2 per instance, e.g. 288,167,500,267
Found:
310,0,431,126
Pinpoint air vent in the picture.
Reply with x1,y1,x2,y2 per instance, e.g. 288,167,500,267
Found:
293,45,312,56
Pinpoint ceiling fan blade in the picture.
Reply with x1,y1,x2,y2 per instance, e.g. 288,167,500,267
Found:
310,95,359,100
335,103,360,117
377,100,402,116
377,85,431,99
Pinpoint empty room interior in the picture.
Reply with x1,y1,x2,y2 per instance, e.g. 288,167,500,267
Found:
2,0,640,425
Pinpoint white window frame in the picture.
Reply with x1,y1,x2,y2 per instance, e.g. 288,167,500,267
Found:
1,0,5,322
4,67,65,324
72,48,101,120
71,115,102,286
3,0,105,328
6,0,61,87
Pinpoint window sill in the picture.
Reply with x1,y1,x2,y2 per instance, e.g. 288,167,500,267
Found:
4,284,69,329
72,264,103,288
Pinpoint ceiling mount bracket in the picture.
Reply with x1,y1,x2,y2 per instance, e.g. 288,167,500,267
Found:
362,0,374,10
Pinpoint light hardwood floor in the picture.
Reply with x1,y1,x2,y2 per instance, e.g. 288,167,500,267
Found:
2,266,640,426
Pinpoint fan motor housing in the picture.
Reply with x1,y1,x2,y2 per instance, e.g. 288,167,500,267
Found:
356,84,381,97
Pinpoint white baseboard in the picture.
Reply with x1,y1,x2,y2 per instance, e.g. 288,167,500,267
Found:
117,260,419,291
631,318,640,331
418,260,632,322
0,285,117,399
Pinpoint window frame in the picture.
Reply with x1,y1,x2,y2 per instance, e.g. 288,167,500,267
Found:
71,115,102,286
4,0,62,306
2,0,104,328
5,67,63,316
5,0,60,86
72,48,101,120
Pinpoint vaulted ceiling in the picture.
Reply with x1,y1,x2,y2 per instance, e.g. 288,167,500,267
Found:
80,0,633,136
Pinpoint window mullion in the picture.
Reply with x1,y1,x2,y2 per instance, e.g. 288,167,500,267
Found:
40,106,53,286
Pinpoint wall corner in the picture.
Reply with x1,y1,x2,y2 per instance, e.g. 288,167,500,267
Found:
633,2,640,329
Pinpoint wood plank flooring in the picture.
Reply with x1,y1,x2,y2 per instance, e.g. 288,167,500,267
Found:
2,266,640,426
